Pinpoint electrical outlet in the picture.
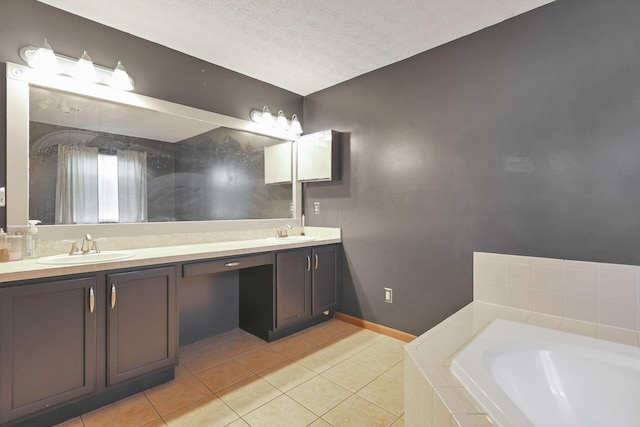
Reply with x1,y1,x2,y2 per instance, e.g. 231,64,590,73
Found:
313,201,320,214
384,287,393,303
0,187,5,207
289,203,293,213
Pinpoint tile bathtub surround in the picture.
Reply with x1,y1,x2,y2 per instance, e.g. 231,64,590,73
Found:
474,252,640,331
404,301,640,427
56,319,406,427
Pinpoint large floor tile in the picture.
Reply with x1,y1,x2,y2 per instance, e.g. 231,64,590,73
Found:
195,359,254,392
82,393,159,427
162,395,238,427
180,346,230,373
348,337,405,373
216,376,282,416
322,395,398,427
234,347,289,373
357,375,404,416
292,346,346,373
259,360,316,392
216,335,268,358
268,334,318,358
321,359,379,392
242,395,317,427
145,375,212,416
287,375,352,416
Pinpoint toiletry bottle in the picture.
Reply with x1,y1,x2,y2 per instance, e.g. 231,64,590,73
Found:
26,220,41,259
0,229,8,263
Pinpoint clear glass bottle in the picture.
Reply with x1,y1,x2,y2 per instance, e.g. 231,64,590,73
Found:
0,229,9,263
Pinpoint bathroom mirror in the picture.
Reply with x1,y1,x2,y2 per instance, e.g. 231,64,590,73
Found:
6,62,301,238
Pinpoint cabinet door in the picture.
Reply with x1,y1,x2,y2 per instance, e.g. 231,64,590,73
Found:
107,267,177,386
312,245,339,315
0,277,97,424
276,249,311,328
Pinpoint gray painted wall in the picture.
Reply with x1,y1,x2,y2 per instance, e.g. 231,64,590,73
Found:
303,0,640,335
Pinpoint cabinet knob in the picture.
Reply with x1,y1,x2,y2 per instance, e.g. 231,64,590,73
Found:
110,284,117,309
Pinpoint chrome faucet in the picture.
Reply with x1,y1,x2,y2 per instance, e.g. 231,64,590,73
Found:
275,225,292,238
80,234,101,254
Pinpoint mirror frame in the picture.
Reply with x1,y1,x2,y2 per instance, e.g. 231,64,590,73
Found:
6,62,301,240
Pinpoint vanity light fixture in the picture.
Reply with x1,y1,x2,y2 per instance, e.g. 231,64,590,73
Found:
19,40,135,91
250,106,303,135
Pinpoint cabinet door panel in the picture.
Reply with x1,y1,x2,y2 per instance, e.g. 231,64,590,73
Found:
0,278,97,424
312,245,339,315
107,267,176,386
276,249,311,328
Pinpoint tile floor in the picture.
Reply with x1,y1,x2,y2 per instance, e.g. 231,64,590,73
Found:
58,319,406,427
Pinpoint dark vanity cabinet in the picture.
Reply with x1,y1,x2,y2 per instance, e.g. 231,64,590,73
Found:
276,249,312,328
310,244,340,315
0,266,177,425
106,267,177,386
0,277,98,424
276,244,340,329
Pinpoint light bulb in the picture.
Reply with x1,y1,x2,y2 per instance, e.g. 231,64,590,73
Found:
260,106,274,126
30,38,59,73
290,114,303,135
73,50,98,83
276,110,289,130
109,61,134,90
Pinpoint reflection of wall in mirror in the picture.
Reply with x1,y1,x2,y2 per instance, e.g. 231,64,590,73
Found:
174,127,292,220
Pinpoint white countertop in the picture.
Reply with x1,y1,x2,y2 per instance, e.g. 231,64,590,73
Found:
0,230,340,284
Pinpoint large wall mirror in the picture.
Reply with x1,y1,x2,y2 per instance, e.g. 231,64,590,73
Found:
6,63,301,239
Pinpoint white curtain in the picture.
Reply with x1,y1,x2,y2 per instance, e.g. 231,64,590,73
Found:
117,149,148,223
55,145,99,224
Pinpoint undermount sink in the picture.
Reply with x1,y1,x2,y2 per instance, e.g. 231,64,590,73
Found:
266,236,316,243
36,250,136,265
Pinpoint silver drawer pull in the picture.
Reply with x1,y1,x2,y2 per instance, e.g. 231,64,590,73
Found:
225,262,240,267
110,284,117,309
89,287,95,313
306,255,311,272
315,254,319,270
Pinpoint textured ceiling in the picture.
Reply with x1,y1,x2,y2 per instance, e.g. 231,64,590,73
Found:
37,0,555,96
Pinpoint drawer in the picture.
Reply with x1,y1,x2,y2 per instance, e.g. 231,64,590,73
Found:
182,253,273,277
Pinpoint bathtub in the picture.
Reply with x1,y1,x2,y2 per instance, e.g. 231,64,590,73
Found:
451,319,640,427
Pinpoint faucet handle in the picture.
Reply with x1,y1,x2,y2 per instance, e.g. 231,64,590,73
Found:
62,240,79,255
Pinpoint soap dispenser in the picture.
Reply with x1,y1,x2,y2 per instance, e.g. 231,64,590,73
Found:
26,220,41,258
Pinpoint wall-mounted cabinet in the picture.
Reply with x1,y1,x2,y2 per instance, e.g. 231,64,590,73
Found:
297,130,341,182
264,141,292,184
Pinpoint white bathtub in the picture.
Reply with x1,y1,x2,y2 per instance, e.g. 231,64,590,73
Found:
451,319,640,427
